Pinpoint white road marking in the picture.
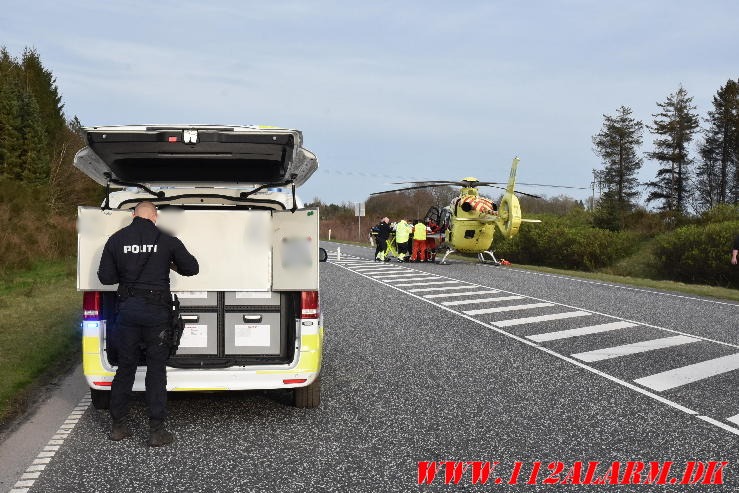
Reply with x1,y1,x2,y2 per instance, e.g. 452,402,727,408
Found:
727,413,739,426
463,302,554,316
424,290,501,298
696,415,739,436
572,335,700,363
441,296,524,306
395,280,463,287
12,396,90,492
495,310,592,327
327,251,739,436
634,353,739,391
373,272,437,278
527,321,636,342
384,277,442,283
409,285,479,293
352,269,401,275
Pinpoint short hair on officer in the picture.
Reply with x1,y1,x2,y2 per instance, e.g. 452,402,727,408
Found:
134,201,158,220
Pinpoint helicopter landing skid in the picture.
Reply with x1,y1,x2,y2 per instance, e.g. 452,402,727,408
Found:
438,248,455,265
477,250,501,266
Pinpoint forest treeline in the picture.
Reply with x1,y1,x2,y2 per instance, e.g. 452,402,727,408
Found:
0,47,736,287
0,47,98,274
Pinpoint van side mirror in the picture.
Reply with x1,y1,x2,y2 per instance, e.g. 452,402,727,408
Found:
319,247,328,262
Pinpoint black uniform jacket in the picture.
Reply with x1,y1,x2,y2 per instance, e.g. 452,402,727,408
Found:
375,222,391,241
98,216,199,290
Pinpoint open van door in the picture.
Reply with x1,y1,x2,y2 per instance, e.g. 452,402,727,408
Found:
272,208,320,291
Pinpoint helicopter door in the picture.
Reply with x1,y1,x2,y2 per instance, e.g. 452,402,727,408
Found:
439,207,452,230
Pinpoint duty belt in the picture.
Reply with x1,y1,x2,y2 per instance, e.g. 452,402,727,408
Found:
119,285,170,302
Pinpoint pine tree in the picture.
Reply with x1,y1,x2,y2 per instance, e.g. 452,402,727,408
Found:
20,48,65,146
646,86,700,215
695,79,739,211
591,106,644,230
17,89,49,183
0,49,24,179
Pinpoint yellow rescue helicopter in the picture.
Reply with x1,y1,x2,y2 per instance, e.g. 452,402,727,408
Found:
371,157,565,265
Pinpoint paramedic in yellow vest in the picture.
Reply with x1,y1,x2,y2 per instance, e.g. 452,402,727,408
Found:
394,219,412,262
410,219,429,262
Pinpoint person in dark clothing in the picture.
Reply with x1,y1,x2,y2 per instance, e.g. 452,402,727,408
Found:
732,234,739,265
98,201,199,447
373,217,391,261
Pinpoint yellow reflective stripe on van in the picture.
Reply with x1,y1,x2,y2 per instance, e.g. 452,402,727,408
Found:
82,335,100,354
256,348,321,374
83,351,114,377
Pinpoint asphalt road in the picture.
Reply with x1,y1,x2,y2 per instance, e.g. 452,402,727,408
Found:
2,240,738,492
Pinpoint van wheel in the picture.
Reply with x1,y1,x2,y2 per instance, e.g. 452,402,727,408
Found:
293,376,321,408
91,388,111,410
319,247,328,262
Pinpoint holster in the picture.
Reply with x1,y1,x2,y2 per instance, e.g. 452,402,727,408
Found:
166,294,185,357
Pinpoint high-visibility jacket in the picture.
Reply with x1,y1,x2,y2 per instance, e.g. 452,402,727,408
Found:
395,221,412,243
413,222,427,241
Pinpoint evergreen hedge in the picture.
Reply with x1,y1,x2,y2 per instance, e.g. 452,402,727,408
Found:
652,221,739,288
494,219,639,271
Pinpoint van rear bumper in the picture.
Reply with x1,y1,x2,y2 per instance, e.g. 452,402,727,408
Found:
86,368,320,392
83,323,323,391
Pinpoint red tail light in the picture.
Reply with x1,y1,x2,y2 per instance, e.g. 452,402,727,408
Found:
283,378,307,385
300,291,319,319
83,291,102,321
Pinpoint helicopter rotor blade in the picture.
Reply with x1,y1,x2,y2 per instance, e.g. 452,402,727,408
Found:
516,182,588,189
369,183,456,196
476,184,542,199
389,180,471,187
510,190,542,199
388,180,587,191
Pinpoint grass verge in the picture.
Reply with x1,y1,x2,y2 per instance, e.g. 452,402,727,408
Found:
0,258,81,429
322,239,739,303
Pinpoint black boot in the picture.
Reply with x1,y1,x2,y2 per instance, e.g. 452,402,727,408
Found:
148,421,174,447
109,419,133,441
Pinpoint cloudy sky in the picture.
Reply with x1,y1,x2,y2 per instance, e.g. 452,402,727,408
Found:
2,1,737,205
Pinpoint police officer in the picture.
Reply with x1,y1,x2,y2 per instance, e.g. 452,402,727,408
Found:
373,217,391,261
98,201,199,446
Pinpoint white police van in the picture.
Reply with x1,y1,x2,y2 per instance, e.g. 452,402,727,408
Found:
75,125,324,409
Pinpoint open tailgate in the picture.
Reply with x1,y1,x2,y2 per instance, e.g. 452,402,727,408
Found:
73,125,318,188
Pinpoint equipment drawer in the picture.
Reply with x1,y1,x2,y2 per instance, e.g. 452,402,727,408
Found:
224,312,282,355
175,291,217,307
224,291,281,306
176,312,218,355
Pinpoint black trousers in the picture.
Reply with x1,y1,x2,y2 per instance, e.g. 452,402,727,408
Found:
375,238,388,258
397,241,409,256
110,296,170,424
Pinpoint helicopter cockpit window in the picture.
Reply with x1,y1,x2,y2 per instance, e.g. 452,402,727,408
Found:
464,229,475,239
